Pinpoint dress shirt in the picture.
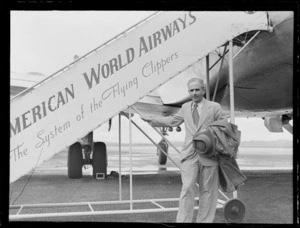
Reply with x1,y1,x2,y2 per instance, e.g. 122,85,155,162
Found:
192,98,205,113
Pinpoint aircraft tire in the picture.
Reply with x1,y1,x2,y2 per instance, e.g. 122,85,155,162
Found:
68,142,83,179
158,140,168,165
92,142,107,179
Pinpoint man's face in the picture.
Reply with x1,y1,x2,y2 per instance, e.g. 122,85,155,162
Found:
188,81,205,103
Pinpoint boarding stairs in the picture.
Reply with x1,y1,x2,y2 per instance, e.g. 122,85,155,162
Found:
10,11,270,221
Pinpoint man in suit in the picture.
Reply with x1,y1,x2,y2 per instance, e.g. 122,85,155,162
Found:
142,78,225,223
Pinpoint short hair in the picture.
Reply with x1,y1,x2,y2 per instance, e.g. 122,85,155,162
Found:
187,78,205,88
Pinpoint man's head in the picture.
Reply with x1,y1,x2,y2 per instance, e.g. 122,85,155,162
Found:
187,78,205,103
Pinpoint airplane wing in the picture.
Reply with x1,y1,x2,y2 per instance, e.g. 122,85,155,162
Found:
10,71,47,98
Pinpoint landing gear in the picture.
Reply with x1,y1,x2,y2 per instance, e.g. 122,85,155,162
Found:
92,142,107,179
67,142,83,179
67,138,107,179
157,140,168,165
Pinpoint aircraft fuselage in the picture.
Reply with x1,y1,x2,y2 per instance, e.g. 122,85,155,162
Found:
212,11,293,116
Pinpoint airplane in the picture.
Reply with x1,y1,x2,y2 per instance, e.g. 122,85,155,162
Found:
10,11,293,183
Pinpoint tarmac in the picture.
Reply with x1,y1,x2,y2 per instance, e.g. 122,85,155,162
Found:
7,146,295,224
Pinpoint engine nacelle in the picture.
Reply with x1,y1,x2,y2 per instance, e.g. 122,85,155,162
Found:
263,114,292,134
264,116,283,132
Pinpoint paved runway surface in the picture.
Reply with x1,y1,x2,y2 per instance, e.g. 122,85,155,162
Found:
8,145,294,224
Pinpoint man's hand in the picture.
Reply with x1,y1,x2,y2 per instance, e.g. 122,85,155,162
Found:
141,116,152,123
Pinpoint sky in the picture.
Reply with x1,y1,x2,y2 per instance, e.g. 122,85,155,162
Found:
10,11,293,143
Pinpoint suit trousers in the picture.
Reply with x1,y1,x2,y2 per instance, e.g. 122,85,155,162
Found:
176,154,219,223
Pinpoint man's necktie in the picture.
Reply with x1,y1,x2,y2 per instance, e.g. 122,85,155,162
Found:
192,103,200,126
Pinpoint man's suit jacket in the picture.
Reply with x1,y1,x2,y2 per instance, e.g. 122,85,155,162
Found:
149,98,225,166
